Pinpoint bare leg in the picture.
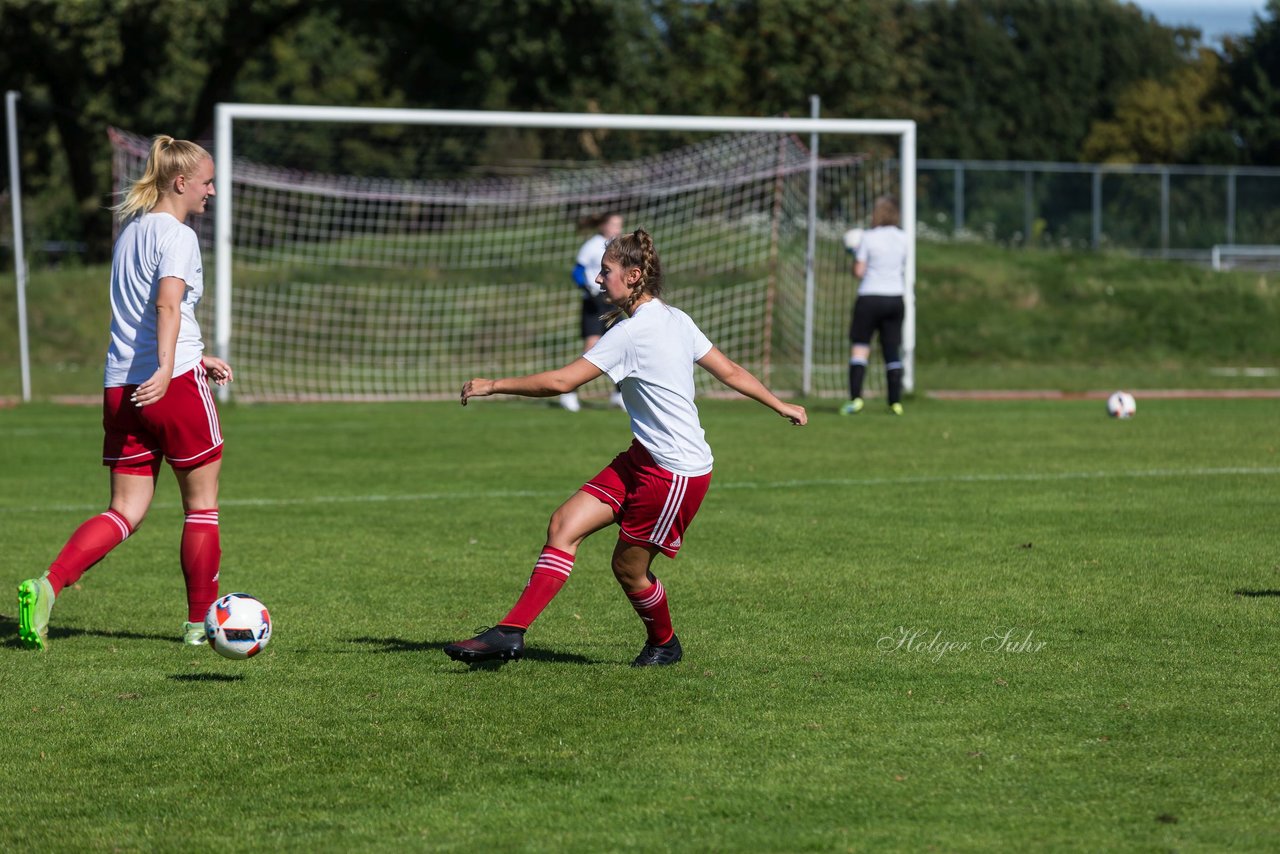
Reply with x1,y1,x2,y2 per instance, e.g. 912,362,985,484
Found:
546,489,616,554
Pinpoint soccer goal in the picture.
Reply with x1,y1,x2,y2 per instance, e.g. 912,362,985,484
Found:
114,105,916,402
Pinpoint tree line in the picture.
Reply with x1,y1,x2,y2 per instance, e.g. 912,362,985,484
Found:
3,0,1279,258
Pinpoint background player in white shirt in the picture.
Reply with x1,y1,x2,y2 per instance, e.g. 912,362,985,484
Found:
447,228,807,666
841,196,909,416
17,136,234,651
560,211,625,412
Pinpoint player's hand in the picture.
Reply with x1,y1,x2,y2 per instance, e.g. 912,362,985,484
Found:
132,369,172,408
780,403,807,426
203,356,234,386
460,378,496,406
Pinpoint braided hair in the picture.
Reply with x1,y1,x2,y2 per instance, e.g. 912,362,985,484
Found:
602,228,664,320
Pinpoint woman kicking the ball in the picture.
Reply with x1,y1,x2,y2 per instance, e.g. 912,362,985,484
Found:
446,228,806,667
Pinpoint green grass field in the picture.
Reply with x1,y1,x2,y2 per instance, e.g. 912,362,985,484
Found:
2,396,1277,851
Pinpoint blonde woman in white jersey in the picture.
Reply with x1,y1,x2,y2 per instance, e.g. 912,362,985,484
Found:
448,229,807,666
17,136,233,651
841,196,909,415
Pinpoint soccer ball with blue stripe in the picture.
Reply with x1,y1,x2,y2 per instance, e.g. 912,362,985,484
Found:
205,593,273,660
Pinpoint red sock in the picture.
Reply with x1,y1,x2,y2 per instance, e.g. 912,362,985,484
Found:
500,546,574,630
181,509,221,622
46,510,133,595
627,577,674,646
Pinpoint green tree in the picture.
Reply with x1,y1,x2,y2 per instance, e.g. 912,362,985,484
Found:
0,0,312,256
334,0,661,162
648,0,930,146
1081,48,1231,163
1223,0,1280,164
3,0,1266,255
917,0,1190,161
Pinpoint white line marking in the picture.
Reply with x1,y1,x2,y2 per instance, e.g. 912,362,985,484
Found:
2,466,1277,515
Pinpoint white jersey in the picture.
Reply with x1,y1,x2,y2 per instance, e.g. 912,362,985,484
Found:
584,299,715,476
104,212,206,387
855,225,908,297
575,233,608,297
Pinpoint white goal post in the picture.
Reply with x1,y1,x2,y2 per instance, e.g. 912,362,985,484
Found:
211,103,916,402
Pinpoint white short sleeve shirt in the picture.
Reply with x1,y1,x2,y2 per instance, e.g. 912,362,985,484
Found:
576,233,608,297
584,300,715,476
104,212,206,387
855,225,908,297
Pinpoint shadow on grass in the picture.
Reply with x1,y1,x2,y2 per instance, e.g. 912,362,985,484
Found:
1,613,179,649
347,635,601,666
1233,589,1280,597
0,614,18,648
168,673,245,683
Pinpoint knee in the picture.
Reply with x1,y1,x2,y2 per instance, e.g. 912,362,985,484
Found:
112,505,148,531
611,563,645,589
546,506,573,544
610,556,651,589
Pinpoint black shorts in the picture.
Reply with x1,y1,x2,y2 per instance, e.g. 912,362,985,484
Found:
849,295,905,350
581,292,611,338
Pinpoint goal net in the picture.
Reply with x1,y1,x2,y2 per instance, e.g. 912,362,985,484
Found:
111,108,914,403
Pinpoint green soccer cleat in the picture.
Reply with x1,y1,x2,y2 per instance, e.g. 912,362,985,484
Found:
183,621,208,646
17,576,55,652
839,398,864,416
890,402,904,416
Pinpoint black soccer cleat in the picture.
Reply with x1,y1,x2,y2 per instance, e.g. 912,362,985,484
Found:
444,625,525,663
631,634,682,667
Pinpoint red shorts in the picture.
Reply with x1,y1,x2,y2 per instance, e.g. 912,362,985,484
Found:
102,365,224,474
581,440,712,558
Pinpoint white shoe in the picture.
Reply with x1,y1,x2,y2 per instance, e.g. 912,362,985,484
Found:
559,392,581,412
609,392,625,409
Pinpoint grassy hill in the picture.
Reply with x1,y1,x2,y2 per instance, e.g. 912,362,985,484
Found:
916,243,1280,390
2,242,1278,399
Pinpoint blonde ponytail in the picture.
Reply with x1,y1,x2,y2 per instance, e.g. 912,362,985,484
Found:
113,135,211,222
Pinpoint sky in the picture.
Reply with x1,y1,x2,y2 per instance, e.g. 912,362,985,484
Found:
1131,0,1270,44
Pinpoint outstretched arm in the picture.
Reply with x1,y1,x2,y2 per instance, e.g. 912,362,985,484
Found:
461,357,604,406
696,346,807,425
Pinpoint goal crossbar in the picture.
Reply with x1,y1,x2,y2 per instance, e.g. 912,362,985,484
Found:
213,103,917,400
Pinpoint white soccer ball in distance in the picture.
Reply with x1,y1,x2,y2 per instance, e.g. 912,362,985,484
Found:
842,228,864,254
205,593,273,660
1106,391,1137,419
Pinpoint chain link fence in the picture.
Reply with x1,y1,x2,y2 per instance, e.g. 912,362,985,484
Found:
917,159,1280,264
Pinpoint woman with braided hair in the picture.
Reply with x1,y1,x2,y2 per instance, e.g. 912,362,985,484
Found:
447,228,807,667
